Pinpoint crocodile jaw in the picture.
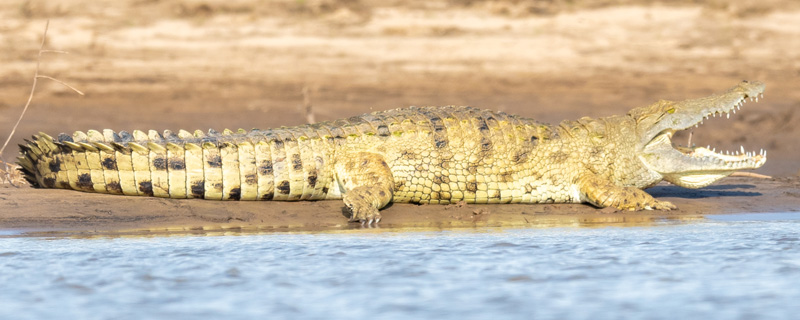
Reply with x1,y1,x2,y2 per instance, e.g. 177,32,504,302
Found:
638,81,767,188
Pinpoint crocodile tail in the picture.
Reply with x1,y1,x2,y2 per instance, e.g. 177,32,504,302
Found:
16,128,333,201
16,134,49,188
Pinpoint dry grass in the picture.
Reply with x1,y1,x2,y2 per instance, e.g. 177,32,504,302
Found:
0,159,26,187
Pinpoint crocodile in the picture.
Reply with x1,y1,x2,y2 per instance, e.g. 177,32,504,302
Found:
18,80,767,224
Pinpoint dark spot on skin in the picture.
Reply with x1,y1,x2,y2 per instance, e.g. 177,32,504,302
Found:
153,157,167,170
245,174,257,184
500,172,514,182
48,159,61,172
259,161,273,176
57,133,73,142
191,181,205,198
321,186,329,194
466,182,478,192
107,181,123,193
307,174,317,188
101,157,117,170
261,193,274,200
206,155,222,168
512,151,528,164
530,135,539,144
477,118,489,132
77,173,93,190
272,139,284,148
377,125,390,136
430,117,445,132
58,181,70,189
467,164,478,175
401,151,417,160
169,158,185,170
435,138,448,149
42,177,56,188
228,187,241,200
138,181,154,196
524,184,534,193
213,183,223,191
379,190,386,197
291,154,302,171
491,190,501,199
277,180,291,194
431,192,440,200
480,138,492,151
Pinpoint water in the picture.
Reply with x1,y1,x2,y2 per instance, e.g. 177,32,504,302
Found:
2,213,800,320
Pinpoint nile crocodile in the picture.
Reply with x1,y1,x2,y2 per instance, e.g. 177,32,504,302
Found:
18,81,767,224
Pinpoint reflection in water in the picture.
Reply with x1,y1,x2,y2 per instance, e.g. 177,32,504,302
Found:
1,213,799,320
10,213,710,239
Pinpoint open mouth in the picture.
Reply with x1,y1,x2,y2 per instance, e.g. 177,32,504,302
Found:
657,91,767,170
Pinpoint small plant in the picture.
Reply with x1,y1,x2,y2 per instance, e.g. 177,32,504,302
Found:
0,20,84,187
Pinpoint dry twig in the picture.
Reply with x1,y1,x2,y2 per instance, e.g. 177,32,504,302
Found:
0,20,84,186
730,172,773,179
302,85,316,124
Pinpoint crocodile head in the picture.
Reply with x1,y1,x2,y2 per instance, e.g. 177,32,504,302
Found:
630,80,767,188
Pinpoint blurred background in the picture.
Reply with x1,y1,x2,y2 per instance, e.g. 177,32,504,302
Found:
1,0,798,175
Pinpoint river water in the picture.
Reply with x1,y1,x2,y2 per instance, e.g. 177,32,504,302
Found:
2,213,800,320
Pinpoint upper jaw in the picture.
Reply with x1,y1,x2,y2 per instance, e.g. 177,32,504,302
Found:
639,81,767,182
663,80,765,133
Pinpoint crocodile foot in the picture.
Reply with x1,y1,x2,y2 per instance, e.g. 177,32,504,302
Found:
617,198,677,211
343,192,382,225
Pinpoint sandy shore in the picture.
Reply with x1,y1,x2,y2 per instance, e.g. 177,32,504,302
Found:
3,177,799,236
1,1,799,235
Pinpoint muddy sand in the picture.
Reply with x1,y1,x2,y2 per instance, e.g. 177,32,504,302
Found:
1,1,799,235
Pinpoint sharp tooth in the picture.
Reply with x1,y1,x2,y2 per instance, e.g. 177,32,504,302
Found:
740,145,745,154
733,109,736,114
755,97,759,102
727,113,730,119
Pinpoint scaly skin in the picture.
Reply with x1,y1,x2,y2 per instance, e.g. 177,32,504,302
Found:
18,81,767,224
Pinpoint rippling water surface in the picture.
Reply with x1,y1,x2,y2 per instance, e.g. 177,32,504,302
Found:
2,213,800,320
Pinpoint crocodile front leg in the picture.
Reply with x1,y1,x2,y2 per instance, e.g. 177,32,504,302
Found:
335,152,394,224
578,173,676,211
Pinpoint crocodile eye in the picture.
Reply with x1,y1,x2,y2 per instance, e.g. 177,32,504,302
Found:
666,108,676,114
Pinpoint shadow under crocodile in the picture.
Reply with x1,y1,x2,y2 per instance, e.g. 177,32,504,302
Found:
648,184,763,199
